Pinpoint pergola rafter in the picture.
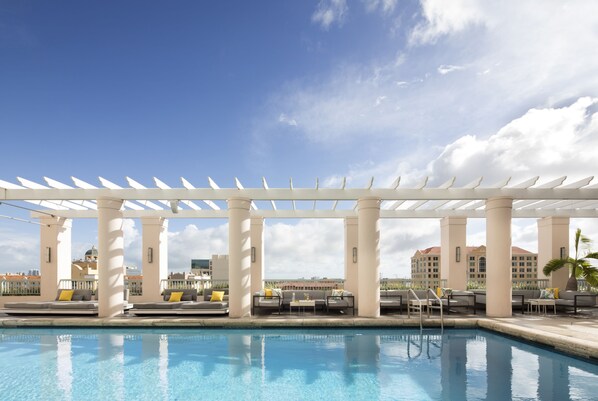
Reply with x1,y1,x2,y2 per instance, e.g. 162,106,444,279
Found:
1,175,598,219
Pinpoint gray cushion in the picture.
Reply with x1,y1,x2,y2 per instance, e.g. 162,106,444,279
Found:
3,302,51,309
49,301,98,310
180,301,229,310
133,302,183,310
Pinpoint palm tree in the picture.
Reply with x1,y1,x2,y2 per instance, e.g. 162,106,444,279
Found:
543,228,598,291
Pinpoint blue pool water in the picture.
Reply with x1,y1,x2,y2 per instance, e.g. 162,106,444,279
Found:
0,328,597,401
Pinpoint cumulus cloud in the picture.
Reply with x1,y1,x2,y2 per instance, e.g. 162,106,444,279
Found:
427,97,598,184
0,227,38,273
265,219,344,278
312,0,348,30
167,223,229,271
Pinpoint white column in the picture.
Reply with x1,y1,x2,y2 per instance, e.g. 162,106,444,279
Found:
486,197,513,317
357,197,380,318
250,217,264,295
344,217,358,298
440,217,467,290
141,217,168,302
97,198,125,317
537,217,570,289
228,198,251,318
39,216,72,300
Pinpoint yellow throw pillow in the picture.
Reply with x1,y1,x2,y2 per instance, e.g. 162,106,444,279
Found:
547,288,559,299
264,288,273,299
436,287,442,298
168,292,184,302
210,291,225,302
58,290,75,301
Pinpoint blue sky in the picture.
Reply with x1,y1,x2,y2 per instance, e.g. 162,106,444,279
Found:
2,0,598,278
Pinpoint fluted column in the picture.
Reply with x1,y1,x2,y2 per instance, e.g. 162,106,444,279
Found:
357,197,380,317
228,198,251,317
97,198,124,317
486,197,513,317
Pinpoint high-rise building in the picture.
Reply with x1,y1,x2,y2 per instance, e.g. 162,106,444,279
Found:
411,245,538,281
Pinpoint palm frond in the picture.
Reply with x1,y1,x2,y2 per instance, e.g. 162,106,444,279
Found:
543,258,569,276
583,251,598,262
581,267,598,287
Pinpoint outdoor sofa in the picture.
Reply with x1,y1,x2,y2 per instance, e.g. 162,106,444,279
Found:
380,289,475,315
130,288,229,315
1,289,99,315
472,289,598,314
252,289,355,315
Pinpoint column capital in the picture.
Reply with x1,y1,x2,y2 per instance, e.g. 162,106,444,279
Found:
345,216,358,226
97,197,124,211
227,197,251,211
485,197,513,211
140,217,168,227
440,216,467,227
537,216,570,228
39,216,72,228
357,197,381,211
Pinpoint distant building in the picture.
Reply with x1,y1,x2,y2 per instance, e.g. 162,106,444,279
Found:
411,245,538,281
191,259,211,277
71,246,99,280
71,245,133,280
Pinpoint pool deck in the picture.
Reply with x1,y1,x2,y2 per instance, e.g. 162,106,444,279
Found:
2,312,598,360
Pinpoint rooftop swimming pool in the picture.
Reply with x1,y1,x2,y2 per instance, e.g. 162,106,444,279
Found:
0,328,596,401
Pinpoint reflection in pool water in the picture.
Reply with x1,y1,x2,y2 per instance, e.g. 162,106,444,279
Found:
0,328,596,400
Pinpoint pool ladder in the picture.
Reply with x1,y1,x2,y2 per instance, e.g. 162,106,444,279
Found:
407,288,444,333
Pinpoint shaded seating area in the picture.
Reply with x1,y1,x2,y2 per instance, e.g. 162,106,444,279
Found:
380,290,404,314
1,289,98,315
472,288,598,315
252,289,354,315
130,288,229,315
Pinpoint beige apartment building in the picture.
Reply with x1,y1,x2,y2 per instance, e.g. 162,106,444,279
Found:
411,245,538,281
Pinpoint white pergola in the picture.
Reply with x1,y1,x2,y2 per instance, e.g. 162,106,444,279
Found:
1,175,597,319
1,175,598,218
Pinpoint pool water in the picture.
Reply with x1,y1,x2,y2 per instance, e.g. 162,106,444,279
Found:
0,328,596,401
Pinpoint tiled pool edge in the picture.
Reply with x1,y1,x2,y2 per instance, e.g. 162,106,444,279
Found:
2,316,597,360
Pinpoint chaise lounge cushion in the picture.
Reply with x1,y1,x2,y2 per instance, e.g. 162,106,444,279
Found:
48,301,98,310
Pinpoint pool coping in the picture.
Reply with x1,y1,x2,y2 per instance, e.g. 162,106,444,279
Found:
2,315,597,360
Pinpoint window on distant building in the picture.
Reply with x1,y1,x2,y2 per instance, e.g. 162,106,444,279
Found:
479,257,486,273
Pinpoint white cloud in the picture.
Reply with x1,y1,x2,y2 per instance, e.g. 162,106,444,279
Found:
437,64,464,75
278,113,298,127
427,97,598,185
265,219,344,278
312,0,348,30
167,223,228,272
0,227,38,273
364,0,398,15
409,0,485,45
